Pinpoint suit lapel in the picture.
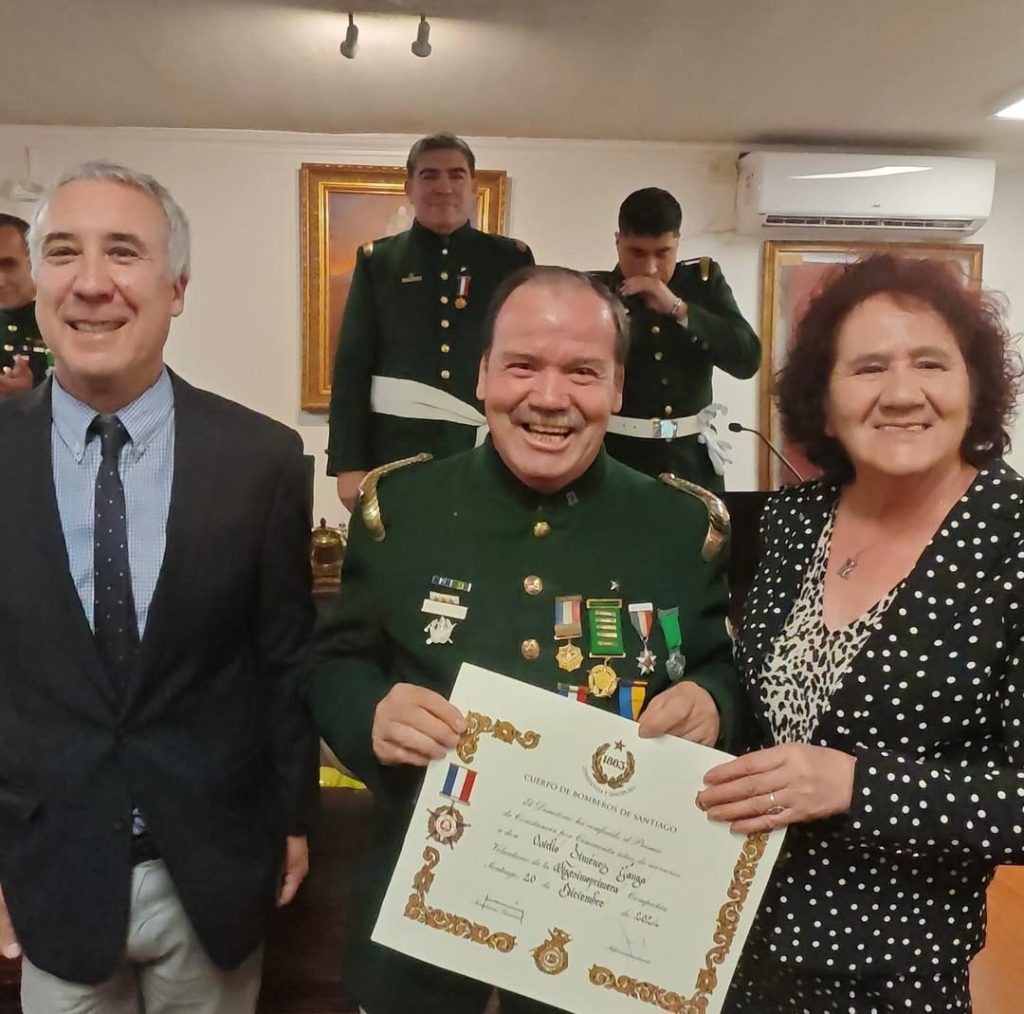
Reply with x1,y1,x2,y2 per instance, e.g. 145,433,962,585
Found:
18,382,118,707
129,375,222,706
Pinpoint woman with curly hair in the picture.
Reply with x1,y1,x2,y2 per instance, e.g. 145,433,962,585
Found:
697,253,1023,1012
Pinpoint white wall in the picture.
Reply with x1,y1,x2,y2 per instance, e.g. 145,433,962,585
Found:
2,125,1022,524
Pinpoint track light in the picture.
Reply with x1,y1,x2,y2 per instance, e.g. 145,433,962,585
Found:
340,12,359,59
411,14,432,58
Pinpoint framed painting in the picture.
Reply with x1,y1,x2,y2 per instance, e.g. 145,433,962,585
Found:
300,163,509,412
758,239,984,489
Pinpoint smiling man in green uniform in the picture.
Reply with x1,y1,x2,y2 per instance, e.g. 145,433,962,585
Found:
309,266,740,1014
327,133,534,509
591,188,760,491
0,213,49,396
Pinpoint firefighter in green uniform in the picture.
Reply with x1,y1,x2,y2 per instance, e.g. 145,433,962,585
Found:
309,267,741,1014
590,188,760,491
328,133,534,509
0,213,50,396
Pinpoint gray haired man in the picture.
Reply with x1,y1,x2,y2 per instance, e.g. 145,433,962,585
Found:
0,161,317,1013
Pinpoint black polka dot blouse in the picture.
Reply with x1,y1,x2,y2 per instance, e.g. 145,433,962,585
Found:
733,460,1024,978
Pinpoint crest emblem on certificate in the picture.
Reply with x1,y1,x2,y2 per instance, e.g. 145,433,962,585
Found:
590,740,636,790
531,927,571,975
427,803,469,848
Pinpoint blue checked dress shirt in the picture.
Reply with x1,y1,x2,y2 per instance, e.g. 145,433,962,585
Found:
51,369,175,639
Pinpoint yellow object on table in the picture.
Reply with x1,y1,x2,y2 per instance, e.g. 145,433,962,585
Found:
319,766,367,790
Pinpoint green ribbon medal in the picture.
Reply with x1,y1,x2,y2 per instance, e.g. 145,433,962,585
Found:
585,598,624,698
657,606,686,681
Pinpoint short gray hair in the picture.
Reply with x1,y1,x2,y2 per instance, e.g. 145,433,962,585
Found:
28,160,191,282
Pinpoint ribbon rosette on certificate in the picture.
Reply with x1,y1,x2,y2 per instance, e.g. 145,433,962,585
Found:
372,664,785,1014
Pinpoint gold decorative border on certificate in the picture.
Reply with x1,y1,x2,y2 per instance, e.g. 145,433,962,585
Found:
404,846,516,952
402,713,539,950
456,711,541,764
588,831,770,1012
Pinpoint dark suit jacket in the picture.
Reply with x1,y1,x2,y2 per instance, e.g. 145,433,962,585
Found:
735,462,1024,976
0,373,317,984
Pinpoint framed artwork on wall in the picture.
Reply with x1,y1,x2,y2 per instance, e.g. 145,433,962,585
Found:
758,239,984,489
300,163,509,412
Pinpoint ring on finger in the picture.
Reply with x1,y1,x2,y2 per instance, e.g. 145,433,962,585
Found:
765,791,784,817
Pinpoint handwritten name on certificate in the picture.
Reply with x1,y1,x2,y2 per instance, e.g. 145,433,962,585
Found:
372,663,785,1014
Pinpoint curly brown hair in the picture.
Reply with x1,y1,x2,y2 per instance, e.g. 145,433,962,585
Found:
775,253,1021,482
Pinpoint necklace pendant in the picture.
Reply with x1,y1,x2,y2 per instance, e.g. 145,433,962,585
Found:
837,556,858,580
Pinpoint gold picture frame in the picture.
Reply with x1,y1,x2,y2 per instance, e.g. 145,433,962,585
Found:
300,163,509,412
758,239,984,489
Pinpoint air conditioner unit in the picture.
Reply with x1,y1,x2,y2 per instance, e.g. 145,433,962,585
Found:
736,152,995,236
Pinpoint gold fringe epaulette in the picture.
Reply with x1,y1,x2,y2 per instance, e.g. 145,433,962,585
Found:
681,255,712,282
658,473,730,561
514,238,529,254
359,453,432,542
361,241,374,257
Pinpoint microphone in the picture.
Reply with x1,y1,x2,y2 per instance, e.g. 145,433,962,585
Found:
727,422,806,483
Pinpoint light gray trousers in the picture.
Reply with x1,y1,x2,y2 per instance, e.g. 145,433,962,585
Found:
21,860,263,1014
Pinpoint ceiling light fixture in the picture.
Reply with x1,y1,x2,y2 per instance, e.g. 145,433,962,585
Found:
411,14,432,58
340,12,359,59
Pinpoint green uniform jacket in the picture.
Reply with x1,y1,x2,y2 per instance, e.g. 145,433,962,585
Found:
326,220,534,475
591,259,760,491
308,442,740,1013
0,301,50,387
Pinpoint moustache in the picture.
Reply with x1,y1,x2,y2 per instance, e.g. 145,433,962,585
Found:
510,408,583,431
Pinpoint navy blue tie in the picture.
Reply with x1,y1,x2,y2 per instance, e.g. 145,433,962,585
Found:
90,414,139,695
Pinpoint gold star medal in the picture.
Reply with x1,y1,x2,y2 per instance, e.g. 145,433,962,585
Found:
585,598,626,698
587,662,618,698
554,595,583,672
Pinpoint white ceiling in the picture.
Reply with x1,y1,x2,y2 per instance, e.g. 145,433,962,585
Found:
3,0,1024,153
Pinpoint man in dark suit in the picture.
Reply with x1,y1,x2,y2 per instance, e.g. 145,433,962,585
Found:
0,161,317,1013
590,187,761,491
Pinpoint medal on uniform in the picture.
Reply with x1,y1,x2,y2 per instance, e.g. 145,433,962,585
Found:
585,598,625,698
422,575,471,645
554,595,583,672
557,682,589,703
657,606,686,681
455,272,470,309
628,602,657,676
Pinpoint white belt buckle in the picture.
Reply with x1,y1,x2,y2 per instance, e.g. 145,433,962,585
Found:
655,419,677,440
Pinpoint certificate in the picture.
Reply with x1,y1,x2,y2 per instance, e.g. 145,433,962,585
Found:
372,664,784,1014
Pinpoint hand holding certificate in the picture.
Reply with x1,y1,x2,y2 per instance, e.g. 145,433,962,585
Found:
373,664,784,1014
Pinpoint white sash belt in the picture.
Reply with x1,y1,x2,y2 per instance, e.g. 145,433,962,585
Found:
370,375,489,446
371,377,731,475
606,402,732,475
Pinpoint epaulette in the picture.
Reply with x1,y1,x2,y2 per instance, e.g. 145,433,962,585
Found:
358,453,432,541
514,238,529,254
658,473,730,561
681,256,712,283
361,241,374,258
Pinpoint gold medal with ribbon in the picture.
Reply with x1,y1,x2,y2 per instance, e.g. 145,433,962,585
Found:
585,598,625,698
554,595,584,672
